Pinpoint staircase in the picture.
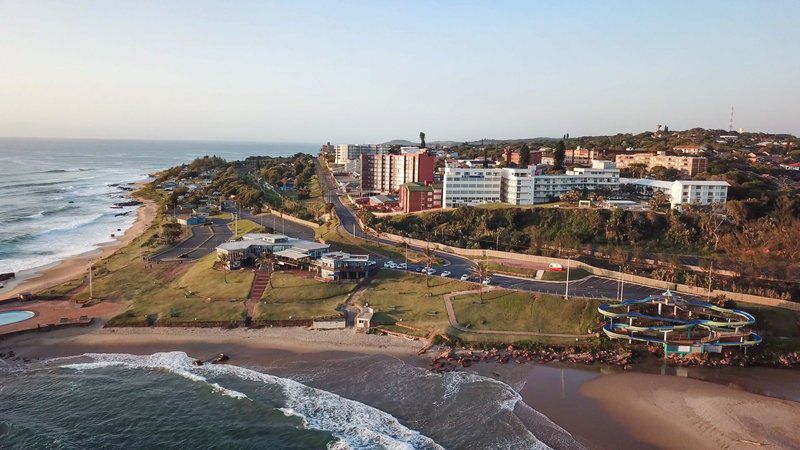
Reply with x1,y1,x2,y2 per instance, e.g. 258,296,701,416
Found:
246,270,271,317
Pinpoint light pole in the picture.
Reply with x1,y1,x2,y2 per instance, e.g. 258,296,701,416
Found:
87,260,94,299
564,256,571,300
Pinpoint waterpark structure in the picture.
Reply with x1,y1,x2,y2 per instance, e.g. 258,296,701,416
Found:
598,291,761,357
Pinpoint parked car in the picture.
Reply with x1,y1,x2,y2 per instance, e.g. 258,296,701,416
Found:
482,278,491,285
440,271,451,277
383,261,395,268
460,274,469,281
426,268,436,275
397,263,407,270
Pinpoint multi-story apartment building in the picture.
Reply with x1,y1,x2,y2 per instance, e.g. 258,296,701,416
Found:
443,160,620,207
530,160,620,203
621,178,729,210
360,149,434,194
503,147,543,167
615,151,707,176
399,182,443,213
334,144,390,164
541,147,598,166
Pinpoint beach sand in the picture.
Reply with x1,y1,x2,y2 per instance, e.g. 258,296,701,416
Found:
1,193,157,301
580,372,800,449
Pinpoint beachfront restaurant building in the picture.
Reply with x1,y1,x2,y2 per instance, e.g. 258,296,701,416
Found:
216,233,329,270
317,251,374,280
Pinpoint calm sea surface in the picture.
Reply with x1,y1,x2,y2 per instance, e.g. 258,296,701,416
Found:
0,137,315,275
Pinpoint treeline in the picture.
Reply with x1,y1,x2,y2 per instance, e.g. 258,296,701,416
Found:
368,198,800,300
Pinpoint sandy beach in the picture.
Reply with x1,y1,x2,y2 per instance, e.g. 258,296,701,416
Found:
581,372,800,449
1,192,157,301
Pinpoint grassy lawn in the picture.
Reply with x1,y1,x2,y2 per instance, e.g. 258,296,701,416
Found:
540,268,590,281
229,218,264,239
256,272,354,320
451,290,601,334
175,253,253,299
317,217,432,264
485,261,539,278
44,216,249,325
358,271,473,333
738,303,800,338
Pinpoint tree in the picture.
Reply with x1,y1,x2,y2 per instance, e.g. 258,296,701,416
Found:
217,252,230,284
560,189,582,203
472,258,489,303
554,140,566,170
518,144,530,168
649,190,670,210
419,132,426,149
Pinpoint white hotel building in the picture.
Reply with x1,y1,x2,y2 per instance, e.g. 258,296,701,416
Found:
620,178,729,210
334,144,391,165
443,160,620,207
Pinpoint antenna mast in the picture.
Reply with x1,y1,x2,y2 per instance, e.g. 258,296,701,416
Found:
728,106,734,132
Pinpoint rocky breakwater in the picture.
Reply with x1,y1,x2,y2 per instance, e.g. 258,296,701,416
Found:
430,344,633,373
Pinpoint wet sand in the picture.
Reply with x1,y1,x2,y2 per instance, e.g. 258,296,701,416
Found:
1,192,157,301
580,371,800,449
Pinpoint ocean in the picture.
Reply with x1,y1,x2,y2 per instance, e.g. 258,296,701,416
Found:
0,352,580,449
0,137,315,275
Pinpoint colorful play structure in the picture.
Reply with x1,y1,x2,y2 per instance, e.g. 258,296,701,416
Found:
598,290,761,357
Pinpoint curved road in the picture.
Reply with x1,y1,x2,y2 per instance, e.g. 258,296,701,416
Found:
153,218,233,261
316,158,674,300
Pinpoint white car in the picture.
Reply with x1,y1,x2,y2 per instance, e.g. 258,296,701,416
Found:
440,271,451,277
396,263,407,270
383,261,395,268
460,274,469,281
482,278,491,285
426,268,437,275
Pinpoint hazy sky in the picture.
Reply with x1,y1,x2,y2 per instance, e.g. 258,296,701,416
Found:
1,1,798,143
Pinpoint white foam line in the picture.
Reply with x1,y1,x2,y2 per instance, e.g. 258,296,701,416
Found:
60,352,441,449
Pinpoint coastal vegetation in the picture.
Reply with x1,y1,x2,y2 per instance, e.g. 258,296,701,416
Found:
256,272,355,320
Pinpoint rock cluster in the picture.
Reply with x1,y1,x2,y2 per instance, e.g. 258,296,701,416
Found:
430,344,633,373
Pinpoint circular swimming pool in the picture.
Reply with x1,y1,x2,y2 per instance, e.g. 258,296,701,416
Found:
0,310,35,326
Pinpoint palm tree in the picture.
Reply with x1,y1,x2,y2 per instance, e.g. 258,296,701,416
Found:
424,245,436,297
472,260,489,303
217,252,230,284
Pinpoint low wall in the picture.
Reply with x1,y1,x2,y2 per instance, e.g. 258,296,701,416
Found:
312,319,347,330
374,230,799,311
274,213,320,230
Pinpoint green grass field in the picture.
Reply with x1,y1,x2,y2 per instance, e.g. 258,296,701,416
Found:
229,218,264,239
256,272,355,320
359,271,473,333
451,290,601,334
176,253,254,299
485,261,539,278
540,268,590,281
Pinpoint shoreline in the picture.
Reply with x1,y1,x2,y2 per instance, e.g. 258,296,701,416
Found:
3,325,800,449
0,185,157,301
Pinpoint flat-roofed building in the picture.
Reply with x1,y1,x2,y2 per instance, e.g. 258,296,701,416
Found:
399,182,443,213
334,144,390,165
673,145,707,155
360,149,435,194
317,251,374,280
442,160,620,207
621,178,729,210
216,233,330,269
615,151,707,176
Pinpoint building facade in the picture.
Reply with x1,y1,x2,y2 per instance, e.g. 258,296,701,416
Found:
443,160,620,207
620,178,729,209
334,144,390,165
615,151,708,176
360,149,435,194
399,182,443,213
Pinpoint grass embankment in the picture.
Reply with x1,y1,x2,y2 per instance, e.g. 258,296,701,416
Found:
46,216,249,326
738,303,800,351
317,217,427,263
540,268,590,281
229,218,263,239
256,272,355,320
451,290,601,334
358,271,473,334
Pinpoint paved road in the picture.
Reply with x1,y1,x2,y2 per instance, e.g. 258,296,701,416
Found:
238,210,316,241
153,218,232,261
